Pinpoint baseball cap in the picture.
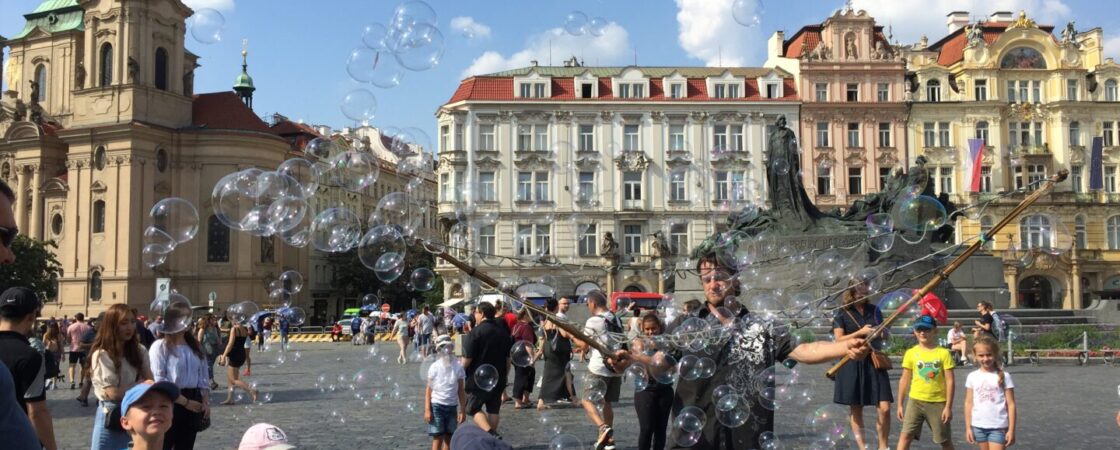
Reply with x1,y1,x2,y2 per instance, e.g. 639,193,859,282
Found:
0,287,41,318
435,334,452,349
450,424,513,450
239,423,296,450
911,315,937,331
121,380,180,415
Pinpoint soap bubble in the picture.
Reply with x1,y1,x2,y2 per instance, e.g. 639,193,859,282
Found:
141,246,168,268
993,312,1022,342
808,404,850,442
362,23,392,51
327,151,380,192
279,270,304,294
675,405,706,433
372,192,421,236
359,225,406,270
771,158,790,175
150,198,199,244
583,376,606,402
892,195,947,232
188,8,225,44
648,351,679,384
625,363,649,391
409,268,436,291
276,158,321,199
374,253,406,282
732,0,764,27
151,293,193,335
759,431,781,450
340,89,378,123
279,306,307,326
586,17,608,37
564,11,588,36
143,226,177,255
717,405,750,428
389,1,437,31
304,137,336,160
392,23,445,71
511,341,534,367
877,289,912,311
228,301,259,324
549,434,583,450
278,212,312,248
264,196,308,234
678,354,701,381
474,364,498,391
675,430,701,447
309,208,361,252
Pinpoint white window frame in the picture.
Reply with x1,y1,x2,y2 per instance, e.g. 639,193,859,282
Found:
477,171,496,202
926,79,941,102
816,122,830,147
478,124,496,151
578,224,598,256
623,124,641,151
878,122,891,147
623,224,643,256
668,124,686,151
578,124,595,152
980,166,993,193
848,167,863,195
622,171,643,206
975,79,988,101
1020,215,1053,250
847,122,861,148
477,225,496,256
877,82,890,102
846,83,859,102
817,167,832,196
1071,165,1083,193
816,83,828,102
670,223,688,256
1107,79,1119,101
1108,216,1120,250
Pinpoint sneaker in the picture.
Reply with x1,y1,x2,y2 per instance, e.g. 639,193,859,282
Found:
70,383,75,390
595,425,613,450
487,429,503,440
604,445,616,450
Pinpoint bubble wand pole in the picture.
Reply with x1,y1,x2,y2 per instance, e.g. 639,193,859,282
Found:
825,169,1067,379
432,248,614,356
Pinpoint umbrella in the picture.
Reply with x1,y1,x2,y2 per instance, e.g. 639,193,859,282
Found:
360,303,381,312
917,291,948,325
248,311,273,331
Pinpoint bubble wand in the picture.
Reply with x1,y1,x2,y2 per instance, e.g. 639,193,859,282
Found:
825,169,1068,379
431,247,614,356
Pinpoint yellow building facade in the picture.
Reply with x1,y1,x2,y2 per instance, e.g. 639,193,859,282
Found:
903,11,1120,309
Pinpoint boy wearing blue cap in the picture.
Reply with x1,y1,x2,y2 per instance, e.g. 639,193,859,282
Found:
896,315,956,450
120,381,179,450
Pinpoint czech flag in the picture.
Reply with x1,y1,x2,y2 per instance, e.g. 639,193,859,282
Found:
965,138,985,192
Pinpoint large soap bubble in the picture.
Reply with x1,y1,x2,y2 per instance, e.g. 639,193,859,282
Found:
279,270,304,294
563,11,588,36
150,292,193,335
359,225,406,271
409,267,436,291
474,364,498,391
309,208,361,252
731,0,764,27
228,301,260,324
188,8,225,44
150,197,199,245
892,195,948,232
340,89,378,124
327,151,380,192
276,158,321,199
392,23,445,71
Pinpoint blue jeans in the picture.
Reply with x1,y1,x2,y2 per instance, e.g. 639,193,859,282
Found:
91,400,131,450
427,403,459,436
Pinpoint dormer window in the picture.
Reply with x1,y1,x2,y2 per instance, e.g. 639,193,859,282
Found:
713,83,740,99
618,83,645,99
926,79,942,102
668,83,685,99
519,82,548,98
580,82,594,98
764,82,780,99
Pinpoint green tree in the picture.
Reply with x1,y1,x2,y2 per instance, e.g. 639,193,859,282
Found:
330,241,445,312
0,236,63,299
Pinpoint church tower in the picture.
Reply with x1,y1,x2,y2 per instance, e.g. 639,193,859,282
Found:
70,0,195,129
233,39,255,109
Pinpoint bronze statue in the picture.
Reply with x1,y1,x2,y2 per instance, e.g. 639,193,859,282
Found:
28,79,39,104
766,115,825,228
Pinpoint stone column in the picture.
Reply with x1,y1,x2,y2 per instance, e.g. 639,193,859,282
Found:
14,167,28,233
1070,257,1082,309
30,166,42,240
1004,265,1019,309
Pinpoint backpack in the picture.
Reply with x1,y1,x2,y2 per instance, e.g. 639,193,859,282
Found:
599,313,626,350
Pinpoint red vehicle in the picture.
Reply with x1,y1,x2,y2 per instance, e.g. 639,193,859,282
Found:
609,292,665,313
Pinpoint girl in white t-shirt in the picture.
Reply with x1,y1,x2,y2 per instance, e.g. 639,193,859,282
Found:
964,338,1017,449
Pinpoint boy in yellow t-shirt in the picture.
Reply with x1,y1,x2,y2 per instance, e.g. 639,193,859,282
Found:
896,315,956,450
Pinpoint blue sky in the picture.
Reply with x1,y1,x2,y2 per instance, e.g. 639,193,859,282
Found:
3,0,1118,150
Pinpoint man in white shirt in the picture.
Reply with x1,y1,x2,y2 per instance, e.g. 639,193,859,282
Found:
572,291,622,450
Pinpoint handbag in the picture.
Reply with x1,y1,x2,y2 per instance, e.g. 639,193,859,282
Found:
196,412,211,432
104,403,123,431
843,307,892,371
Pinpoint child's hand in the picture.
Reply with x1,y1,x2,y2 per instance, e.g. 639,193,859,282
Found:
457,411,465,424
1006,430,1015,446
896,404,904,421
965,426,975,444
424,408,432,424
941,406,952,424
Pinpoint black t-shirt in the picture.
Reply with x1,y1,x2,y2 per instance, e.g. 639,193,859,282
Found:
668,308,794,450
463,318,513,393
979,312,997,338
0,331,47,412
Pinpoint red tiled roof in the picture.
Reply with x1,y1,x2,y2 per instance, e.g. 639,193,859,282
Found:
785,27,822,58
270,119,320,138
191,92,273,134
931,22,1055,67
444,73,797,103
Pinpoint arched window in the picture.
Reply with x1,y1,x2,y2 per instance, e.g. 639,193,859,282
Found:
1075,215,1087,248
926,79,941,102
975,121,989,143
1108,216,1120,250
207,215,230,262
92,200,106,233
1107,79,1119,102
154,47,169,91
1019,214,1052,250
34,64,47,102
90,271,102,301
99,43,113,87
1069,121,1081,146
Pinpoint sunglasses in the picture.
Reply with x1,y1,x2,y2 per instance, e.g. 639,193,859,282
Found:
700,271,733,283
0,225,18,248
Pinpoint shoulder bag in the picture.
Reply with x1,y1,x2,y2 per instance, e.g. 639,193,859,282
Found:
843,308,892,371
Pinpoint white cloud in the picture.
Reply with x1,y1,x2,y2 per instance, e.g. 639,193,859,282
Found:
1104,34,1120,62
675,0,764,67
461,23,631,78
450,16,492,40
851,0,1072,44
183,0,235,12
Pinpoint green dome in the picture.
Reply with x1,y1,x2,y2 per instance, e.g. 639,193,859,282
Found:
234,70,255,91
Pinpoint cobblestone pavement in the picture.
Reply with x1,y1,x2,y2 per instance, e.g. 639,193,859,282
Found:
46,341,1118,449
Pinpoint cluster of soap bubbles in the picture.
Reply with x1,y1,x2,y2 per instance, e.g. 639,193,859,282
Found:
187,8,225,45
344,1,446,122
143,198,201,268
562,11,609,36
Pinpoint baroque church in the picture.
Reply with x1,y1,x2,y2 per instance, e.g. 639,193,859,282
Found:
0,0,307,316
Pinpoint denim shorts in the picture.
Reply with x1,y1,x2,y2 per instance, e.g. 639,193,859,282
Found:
971,426,1007,444
428,403,458,436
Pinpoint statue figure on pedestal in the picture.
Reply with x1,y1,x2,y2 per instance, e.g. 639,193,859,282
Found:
766,115,825,229
600,232,620,269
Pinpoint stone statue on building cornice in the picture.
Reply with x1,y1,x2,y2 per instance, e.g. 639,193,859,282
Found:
966,23,984,47
75,61,86,89
845,34,858,60
1061,21,1077,43
127,57,140,83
